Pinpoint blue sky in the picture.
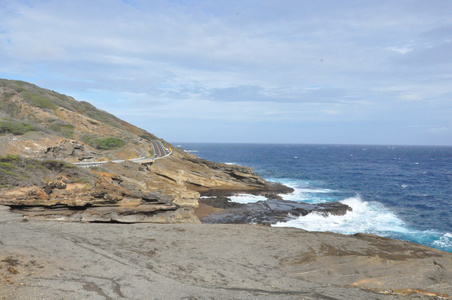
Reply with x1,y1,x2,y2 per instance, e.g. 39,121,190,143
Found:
1,0,452,145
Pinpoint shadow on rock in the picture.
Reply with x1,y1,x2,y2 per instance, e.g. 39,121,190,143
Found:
199,197,351,225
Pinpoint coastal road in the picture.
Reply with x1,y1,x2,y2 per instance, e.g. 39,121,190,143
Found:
75,140,171,168
151,140,167,158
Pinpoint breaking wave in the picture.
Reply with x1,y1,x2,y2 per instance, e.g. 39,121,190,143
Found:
271,180,452,252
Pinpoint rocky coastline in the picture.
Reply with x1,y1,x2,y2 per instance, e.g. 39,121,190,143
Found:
196,196,351,225
1,79,351,224
1,208,451,300
1,79,452,299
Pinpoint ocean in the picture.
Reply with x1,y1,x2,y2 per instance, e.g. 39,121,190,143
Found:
177,143,452,253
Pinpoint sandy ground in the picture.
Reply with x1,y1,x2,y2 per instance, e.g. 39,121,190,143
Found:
1,206,451,300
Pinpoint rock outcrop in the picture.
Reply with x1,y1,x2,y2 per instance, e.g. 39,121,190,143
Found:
1,217,451,299
0,168,195,223
43,140,99,161
197,197,351,225
0,149,297,223
0,79,300,222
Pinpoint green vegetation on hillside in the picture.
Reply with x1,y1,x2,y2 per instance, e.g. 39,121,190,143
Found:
82,106,122,129
0,79,126,130
0,119,36,135
0,79,163,158
0,155,95,188
48,120,74,138
93,138,125,150
21,91,58,110
81,134,125,150
0,79,77,112
139,132,158,141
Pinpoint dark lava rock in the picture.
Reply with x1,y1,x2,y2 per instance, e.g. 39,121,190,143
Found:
199,197,352,225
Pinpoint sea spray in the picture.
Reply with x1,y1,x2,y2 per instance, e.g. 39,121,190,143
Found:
178,143,452,252
272,195,407,235
272,192,452,252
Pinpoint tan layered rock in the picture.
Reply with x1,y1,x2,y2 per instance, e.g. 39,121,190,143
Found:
0,79,292,223
146,153,287,194
1,151,292,223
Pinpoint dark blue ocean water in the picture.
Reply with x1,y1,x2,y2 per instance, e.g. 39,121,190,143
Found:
177,143,452,252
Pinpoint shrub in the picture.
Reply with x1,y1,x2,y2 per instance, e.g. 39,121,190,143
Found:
0,155,95,187
92,138,125,150
42,160,76,172
0,169,18,178
77,102,121,128
0,155,19,162
21,91,58,110
0,119,36,135
0,162,14,170
139,133,153,141
81,135,125,150
81,134,96,145
48,121,74,138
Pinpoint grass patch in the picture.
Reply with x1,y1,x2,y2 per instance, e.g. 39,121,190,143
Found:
81,135,125,150
21,91,58,110
139,133,155,141
0,155,19,161
0,79,128,133
92,138,125,150
0,162,14,170
48,121,74,138
84,110,122,129
0,155,95,188
0,119,36,135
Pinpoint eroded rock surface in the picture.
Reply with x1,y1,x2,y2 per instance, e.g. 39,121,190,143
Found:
198,197,351,224
0,215,451,299
1,169,191,223
1,153,295,223
0,79,296,223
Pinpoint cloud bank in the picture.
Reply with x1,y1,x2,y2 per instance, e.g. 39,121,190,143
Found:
1,0,451,145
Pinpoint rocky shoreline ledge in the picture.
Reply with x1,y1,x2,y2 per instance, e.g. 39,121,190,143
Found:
1,207,451,300
1,80,452,299
196,196,351,225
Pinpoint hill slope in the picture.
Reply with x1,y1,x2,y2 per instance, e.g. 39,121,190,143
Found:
0,78,159,161
0,79,291,222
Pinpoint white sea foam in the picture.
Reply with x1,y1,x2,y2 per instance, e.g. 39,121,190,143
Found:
272,192,452,252
276,180,338,203
200,194,267,204
232,177,451,252
229,194,268,204
273,195,408,235
433,232,452,250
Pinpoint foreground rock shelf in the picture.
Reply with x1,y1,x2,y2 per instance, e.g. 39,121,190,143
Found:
0,207,451,300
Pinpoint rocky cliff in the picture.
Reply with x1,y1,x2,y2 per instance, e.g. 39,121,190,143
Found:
0,79,298,222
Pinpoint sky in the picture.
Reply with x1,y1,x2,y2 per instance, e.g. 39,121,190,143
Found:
1,0,452,145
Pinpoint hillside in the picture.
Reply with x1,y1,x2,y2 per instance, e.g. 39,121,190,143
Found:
0,79,291,222
1,80,451,299
0,78,159,161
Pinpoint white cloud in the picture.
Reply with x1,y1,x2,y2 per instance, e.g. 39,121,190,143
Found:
398,92,423,102
1,0,452,145
387,46,413,54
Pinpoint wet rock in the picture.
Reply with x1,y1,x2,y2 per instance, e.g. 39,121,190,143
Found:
199,197,352,225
